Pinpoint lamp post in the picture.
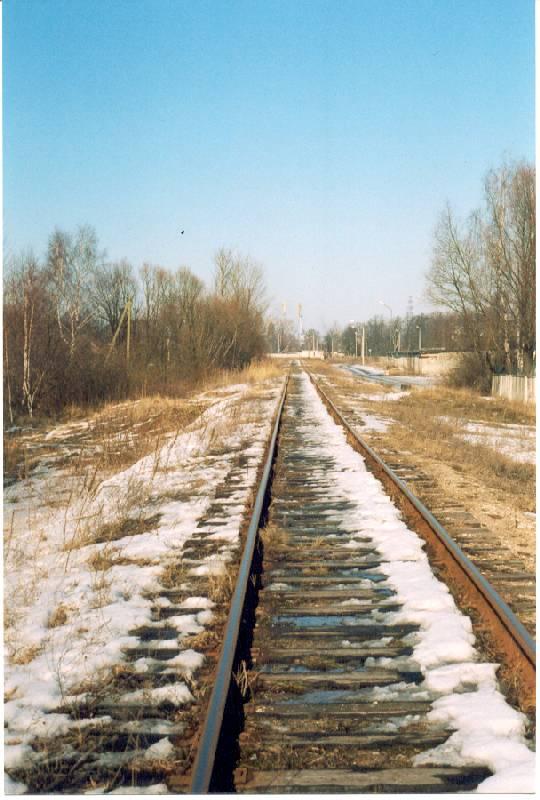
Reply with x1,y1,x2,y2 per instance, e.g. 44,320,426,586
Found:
349,321,366,363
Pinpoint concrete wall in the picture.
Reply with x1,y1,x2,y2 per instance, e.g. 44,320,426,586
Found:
269,351,325,360
492,375,536,405
388,352,461,377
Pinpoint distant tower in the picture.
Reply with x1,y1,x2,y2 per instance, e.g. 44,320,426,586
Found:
406,295,414,321
297,304,303,338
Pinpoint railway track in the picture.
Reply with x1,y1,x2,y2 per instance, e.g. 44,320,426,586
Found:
183,366,535,794
315,366,536,637
10,367,535,793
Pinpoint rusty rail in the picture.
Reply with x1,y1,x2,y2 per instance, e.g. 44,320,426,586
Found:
187,375,289,793
305,367,535,710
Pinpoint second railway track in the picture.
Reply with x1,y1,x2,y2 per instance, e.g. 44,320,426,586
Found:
180,365,535,794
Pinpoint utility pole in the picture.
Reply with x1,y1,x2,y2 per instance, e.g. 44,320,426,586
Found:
361,327,365,365
379,301,393,354
406,295,414,351
279,302,286,354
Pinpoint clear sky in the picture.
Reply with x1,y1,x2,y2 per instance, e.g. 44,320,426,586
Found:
4,0,534,331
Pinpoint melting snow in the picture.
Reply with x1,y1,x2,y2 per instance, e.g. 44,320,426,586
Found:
437,416,535,464
4,378,283,790
298,373,534,792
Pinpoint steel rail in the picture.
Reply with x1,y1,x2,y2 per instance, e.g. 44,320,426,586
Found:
188,375,289,794
306,368,536,673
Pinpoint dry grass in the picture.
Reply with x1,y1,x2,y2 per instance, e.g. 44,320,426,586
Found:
371,394,535,509
185,629,218,651
79,401,204,476
4,395,207,498
87,545,121,573
47,604,70,629
3,438,46,484
89,513,161,546
404,385,535,426
10,644,43,666
316,361,535,511
5,357,283,494
199,358,286,393
160,559,188,589
260,524,290,550
207,568,235,604
3,436,25,482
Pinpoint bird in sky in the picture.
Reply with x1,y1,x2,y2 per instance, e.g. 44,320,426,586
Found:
180,230,185,235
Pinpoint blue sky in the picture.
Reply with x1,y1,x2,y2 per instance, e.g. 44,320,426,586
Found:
4,0,534,330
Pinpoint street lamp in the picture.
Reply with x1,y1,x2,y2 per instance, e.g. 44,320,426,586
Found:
379,300,393,318
379,300,394,353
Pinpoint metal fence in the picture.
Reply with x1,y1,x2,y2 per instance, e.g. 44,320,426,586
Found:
492,375,536,405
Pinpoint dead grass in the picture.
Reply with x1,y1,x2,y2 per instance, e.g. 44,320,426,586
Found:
200,358,285,392
403,385,534,426
316,361,535,512
3,436,25,482
185,629,219,651
10,644,43,666
207,568,235,604
81,401,204,476
373,397,534,509
5,357,283,495
260,524,290,550
47,604,70,629
89,513,161,546
87,546,121,573
160,559,188,589
2,437,46,484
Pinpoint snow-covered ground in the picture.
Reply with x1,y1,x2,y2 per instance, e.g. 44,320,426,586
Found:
438,417,536,465
459,421,535,465
298,373,534,792
344,364,437,387
4,379,283,793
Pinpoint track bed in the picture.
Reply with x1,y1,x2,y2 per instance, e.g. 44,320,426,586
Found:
229,372,496,793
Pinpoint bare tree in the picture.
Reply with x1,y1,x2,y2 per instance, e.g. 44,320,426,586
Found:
93,259,137,337
213,249,267,367
48,226,101,359
8,253,49,417
483,162,535,373
426,161,535,379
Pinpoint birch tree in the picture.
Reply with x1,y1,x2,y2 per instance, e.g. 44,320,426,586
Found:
426,161,535,378
48,225,101,359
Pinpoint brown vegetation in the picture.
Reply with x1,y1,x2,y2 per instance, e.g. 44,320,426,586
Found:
315,362,534,514
379,390,534,510
4,236,269,423
427,160,535,388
